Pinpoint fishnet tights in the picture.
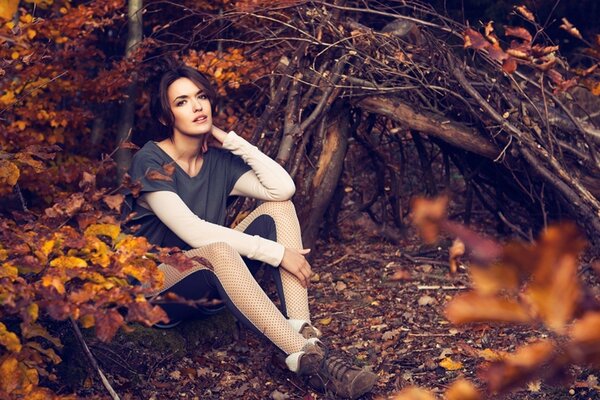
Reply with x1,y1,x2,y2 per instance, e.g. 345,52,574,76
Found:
153,201,310,355
234,200,310,321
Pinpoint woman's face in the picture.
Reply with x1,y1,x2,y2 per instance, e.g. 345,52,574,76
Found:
167,77,212,137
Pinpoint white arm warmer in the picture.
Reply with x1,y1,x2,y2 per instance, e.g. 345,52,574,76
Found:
142,191,285,267
224,131,295,200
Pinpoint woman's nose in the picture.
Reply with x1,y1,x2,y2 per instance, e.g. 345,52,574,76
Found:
192,99,202,111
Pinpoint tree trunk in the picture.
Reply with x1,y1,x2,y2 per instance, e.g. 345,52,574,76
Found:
298,103,350,249
115,0,143,175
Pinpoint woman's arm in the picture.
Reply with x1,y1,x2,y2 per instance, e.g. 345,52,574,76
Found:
143,190,285,267
217,130,295,200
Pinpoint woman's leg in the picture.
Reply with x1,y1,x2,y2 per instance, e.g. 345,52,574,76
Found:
234,201,311,322
152,242,310,356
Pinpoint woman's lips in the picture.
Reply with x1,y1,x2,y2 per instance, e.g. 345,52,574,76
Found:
193,116,208,123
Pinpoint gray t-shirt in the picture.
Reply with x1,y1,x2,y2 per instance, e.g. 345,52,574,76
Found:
124,141,251,249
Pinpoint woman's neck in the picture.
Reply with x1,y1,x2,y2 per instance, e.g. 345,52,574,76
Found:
159,133,207,163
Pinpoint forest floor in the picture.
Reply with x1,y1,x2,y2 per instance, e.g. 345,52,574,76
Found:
78,216,600,400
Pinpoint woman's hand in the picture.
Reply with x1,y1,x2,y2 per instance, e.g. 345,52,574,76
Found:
280,248,312,288
210,125,229,144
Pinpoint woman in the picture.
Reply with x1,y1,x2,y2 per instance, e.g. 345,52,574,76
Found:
124,64,377,399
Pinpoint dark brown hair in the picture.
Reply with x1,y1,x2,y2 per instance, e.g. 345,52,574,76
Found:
150,64,217,139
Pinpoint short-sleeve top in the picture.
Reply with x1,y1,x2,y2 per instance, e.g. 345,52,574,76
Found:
123,141,251,249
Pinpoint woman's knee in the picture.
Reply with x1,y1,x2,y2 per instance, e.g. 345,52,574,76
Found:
256,200,297,219
186,242,240,264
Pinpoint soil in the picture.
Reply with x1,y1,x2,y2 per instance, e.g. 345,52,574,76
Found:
73,218,600,400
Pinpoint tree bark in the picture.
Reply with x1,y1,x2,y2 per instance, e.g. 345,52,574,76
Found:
299,104,350,249
357,96,499,160
115,0,143,174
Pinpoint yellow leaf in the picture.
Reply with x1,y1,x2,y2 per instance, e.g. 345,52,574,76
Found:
479,348,505,361
0,245,7,261
0,322,22,352
85,223,120,242
80,314,95,328
41,239,55,257
41,275,65,294
11,51,19,59
19,13,33,23
27,29,36,39
0,90,15,105
439,357,463,371
0,160,20,191
318,317,332,326
15,120,27,130
1,262,18,279
27,303,39,322
0,0,19,20
50,256,87,269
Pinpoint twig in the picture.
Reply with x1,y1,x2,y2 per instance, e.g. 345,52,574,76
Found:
416,285,467,290
69,318,121,400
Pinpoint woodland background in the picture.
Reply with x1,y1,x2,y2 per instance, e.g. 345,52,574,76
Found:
1,0,600,399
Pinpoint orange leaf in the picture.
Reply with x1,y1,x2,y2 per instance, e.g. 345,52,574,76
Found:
0,160,20,192
464,28,490,51
449,238,464,274
482,340,556,393
445,379,480,400
504,26,532,42
560,18,582,40
146,169,173,182
410,196,448,243
502,57,518,73
515,5,535,22
445,292,531,325
469,262,521,295
391,386,436,400
439,357,463,370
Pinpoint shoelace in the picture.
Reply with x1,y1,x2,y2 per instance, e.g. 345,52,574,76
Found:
322,356,360,380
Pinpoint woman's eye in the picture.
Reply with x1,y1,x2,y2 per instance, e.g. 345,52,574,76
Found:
198,94,208,100
176,100,186,106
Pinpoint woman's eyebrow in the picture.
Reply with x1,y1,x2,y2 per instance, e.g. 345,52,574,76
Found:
172,90,205,103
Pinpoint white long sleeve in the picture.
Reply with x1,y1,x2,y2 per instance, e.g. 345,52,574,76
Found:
224,131,295,200
142,191,285,266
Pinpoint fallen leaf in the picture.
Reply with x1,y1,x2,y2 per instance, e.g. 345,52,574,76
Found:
417,295,436,306
334,281,347,291
445,378,480,400
527,380,541,392
439,357,463,371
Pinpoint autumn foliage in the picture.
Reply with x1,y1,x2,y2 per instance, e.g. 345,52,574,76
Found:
1,0,600,397
410,196,600,397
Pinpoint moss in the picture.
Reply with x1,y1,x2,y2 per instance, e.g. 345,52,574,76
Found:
116,324,187,355
177,310,238,350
